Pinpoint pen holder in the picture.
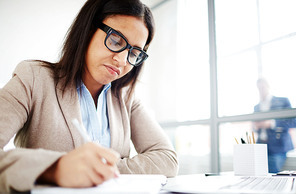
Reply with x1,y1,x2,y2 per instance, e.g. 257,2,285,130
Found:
233,144,268,176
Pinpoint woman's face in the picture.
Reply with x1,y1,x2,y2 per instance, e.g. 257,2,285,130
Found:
84,15,149,93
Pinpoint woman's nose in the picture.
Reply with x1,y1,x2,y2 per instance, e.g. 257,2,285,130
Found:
113,49,128,66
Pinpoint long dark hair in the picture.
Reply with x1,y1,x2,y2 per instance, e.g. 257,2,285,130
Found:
46,0,154,99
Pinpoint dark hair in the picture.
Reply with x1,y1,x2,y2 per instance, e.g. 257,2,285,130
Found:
46,0,154,99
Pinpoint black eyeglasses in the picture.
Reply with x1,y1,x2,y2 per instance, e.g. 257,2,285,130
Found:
97,23,148,67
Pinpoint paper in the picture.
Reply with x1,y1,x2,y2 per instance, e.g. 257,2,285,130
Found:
32,174,167,194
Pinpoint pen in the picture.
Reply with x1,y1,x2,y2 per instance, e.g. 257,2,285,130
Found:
71,119,119,182
71,119,91,142
71,119,109,165
241,138,246,144
246,132,249,144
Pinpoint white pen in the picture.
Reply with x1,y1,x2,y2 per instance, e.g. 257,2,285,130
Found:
71,119,91,142
246,132,249,144
71,119,107,164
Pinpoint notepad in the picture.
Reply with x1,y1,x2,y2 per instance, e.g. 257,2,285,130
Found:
32,174,167,194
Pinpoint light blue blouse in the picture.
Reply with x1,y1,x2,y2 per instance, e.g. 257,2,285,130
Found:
77,82,111,148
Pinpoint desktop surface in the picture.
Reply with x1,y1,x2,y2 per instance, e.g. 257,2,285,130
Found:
161,174,296,194
31,173,296,194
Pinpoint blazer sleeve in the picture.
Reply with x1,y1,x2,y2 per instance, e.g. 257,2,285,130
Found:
117,97,179,177
0,148,64,192
0,61,65,192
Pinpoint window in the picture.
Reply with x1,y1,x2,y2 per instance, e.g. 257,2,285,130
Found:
215,0,296,172
140,0,210,174
215,0,296,116
145,0,296,174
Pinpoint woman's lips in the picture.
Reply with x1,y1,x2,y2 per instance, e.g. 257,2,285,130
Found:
105,65,120,75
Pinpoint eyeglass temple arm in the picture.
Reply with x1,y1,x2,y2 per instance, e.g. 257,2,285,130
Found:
96,22,110,33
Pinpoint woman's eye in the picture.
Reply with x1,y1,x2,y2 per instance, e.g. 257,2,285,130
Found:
108,33,126,48
110,37,122,46
130,51,137,58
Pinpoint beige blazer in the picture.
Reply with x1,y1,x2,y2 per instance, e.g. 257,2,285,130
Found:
0,61,178,192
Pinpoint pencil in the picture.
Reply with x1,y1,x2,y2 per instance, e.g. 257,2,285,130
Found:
234,137,239,144
252,131,256,144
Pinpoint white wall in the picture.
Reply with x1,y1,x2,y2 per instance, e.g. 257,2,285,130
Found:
0,0,177,120
0,0,86,87
0,0,175,119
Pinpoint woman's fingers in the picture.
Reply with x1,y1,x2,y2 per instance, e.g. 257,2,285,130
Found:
92,159,119,181
87,168,105,186
53,142,120,187
87,143,120,181
91,143,120,166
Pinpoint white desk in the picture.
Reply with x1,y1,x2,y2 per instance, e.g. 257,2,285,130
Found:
160,173,296,194
32,173,296,194
161,174,223,193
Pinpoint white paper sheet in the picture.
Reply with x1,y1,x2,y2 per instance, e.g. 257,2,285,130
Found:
32,174,167,194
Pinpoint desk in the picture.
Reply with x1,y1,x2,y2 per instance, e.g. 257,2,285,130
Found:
32,173,296,194
160,174,205,193
160,173,296,194
32,174,207,194
162,171,235,191
161,173,228,193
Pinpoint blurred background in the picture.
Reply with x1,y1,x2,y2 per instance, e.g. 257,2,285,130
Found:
1,0,296,174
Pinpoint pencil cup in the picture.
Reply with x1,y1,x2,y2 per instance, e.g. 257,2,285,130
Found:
233,144,268,176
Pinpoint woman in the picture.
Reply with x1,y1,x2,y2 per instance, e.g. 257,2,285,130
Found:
0,0,178,192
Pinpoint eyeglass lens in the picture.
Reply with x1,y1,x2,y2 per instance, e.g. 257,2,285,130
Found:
106,32,127,52
105,31,146,66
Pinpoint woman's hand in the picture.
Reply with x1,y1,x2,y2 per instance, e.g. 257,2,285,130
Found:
38,142,120,187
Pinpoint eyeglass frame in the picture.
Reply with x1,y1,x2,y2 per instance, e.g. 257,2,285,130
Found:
96,22,149,67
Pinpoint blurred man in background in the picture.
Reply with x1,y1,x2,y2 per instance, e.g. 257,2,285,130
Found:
253,78,296,173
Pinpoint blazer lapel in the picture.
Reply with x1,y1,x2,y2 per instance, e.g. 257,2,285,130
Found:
56,81,86,148
107,90,125,153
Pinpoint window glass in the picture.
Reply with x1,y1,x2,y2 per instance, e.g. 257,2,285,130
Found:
167,125,210,174
261,36,296,107
219,121,253,172
217,51,258,116
215,0,296,116
137,0,179,122
259,0,296,42
220,120,296,172
175,0,210,121
139,0,209,123
215,0,258,56
137,0,210,176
